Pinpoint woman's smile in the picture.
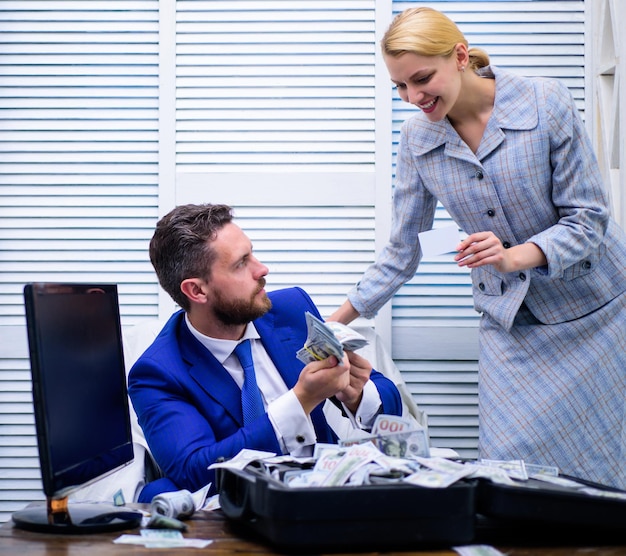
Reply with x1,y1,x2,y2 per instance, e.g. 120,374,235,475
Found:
418,97,439,113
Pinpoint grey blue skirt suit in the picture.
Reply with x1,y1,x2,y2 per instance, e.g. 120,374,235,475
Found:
348,66,626,489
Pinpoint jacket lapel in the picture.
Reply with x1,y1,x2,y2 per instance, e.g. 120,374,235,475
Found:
178,320,243,424
254,309,303,389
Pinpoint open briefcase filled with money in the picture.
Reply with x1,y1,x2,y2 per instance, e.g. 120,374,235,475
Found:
216,463,476,552
215,443,626,552
215,439,477,553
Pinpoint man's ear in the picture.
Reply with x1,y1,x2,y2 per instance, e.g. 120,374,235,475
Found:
180,278,209,305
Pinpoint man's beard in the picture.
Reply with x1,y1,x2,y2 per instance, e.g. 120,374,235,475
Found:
213,279,272,326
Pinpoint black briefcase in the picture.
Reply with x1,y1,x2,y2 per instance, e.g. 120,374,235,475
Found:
216,465,476,552
474,474,626,545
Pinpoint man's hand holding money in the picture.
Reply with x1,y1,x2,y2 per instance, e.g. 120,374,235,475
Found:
295,312,372,414
334,351,372,413
292,353,351,415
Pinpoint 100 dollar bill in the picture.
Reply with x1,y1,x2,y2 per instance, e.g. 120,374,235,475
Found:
296,312,368,364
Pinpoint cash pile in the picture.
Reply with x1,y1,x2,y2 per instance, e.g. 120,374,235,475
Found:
266,452,626,497
272,441,476,489
213,446,626,501
296,312,368,364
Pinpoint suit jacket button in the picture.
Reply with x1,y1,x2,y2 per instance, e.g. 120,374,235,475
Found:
475,170,484,180
502,241,511,249
486,208,495,217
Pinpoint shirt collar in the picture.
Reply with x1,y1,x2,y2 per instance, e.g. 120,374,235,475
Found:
184,314,261,365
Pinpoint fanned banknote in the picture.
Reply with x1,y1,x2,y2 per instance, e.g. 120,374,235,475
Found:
296,312,368,364
372,414,431,459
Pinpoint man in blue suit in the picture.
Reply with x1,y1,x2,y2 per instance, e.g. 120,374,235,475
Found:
128,203,402,502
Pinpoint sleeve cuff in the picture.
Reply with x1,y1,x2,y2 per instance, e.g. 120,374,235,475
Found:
267,389,317,454
347,380,382,430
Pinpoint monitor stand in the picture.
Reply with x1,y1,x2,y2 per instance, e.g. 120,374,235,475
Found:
12,495,143,534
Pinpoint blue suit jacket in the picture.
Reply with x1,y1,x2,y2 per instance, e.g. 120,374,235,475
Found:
128,287,402,495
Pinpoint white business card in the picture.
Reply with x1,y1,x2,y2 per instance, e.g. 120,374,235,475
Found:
418,225,461,258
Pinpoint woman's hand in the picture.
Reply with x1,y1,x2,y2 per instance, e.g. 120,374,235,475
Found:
326,300,360,324
455,231,546,273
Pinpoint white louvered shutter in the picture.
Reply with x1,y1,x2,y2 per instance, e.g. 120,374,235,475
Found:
0,0,160,522
171,1,381,319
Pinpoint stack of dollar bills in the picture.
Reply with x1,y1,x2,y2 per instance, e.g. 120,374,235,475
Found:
296,312,368,364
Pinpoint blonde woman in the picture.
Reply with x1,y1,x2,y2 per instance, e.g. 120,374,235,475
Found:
330,7,626,489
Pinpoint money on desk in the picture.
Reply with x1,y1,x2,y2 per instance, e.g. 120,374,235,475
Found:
296,312,368,365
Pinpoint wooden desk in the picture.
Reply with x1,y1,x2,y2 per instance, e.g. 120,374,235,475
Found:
1,504,626,555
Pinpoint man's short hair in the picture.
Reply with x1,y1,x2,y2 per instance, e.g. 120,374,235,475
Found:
149,203,233,311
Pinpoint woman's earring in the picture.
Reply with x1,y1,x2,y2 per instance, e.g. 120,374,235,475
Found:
459,66,466,72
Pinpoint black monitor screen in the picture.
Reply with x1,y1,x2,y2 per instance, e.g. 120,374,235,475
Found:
23,283,134,499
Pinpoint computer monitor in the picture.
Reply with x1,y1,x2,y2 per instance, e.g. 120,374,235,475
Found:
12,283,143,533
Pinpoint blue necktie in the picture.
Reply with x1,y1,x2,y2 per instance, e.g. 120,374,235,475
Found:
233,339,265,425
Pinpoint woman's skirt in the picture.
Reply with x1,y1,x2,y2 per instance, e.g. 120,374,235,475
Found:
478,290,626,490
